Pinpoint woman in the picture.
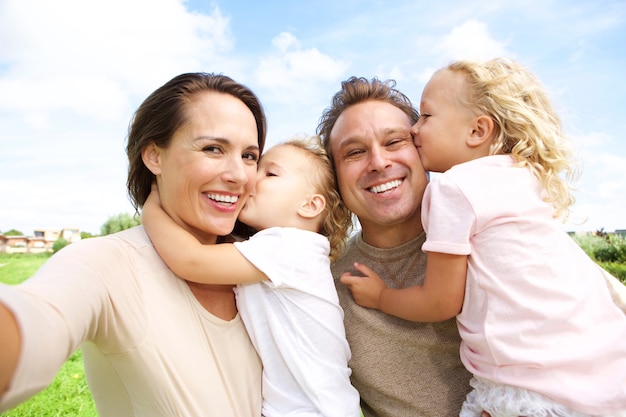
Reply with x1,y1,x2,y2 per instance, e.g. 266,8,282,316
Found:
0,73,267,416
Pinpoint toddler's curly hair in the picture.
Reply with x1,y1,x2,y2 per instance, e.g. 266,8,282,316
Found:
446,58,580,219
282,136,352,261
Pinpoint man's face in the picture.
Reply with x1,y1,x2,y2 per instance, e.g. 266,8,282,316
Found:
329,100,428,246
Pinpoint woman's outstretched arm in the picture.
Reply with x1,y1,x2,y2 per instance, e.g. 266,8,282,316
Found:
0,303,20,395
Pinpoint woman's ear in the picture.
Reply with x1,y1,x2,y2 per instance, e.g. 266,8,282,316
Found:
297,194,326,219
142,143,162,175
467,115,495,148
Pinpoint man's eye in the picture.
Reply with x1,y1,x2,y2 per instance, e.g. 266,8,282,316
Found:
387,138,404,146
344,149,364,159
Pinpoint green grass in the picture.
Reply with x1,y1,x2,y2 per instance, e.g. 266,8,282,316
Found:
0,253,52,285
0,253,97,417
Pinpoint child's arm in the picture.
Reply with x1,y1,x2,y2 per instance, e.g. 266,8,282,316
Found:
142,186,267,284
340,252,467,322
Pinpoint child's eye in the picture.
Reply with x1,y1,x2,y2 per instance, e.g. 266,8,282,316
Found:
420,113,431,120
266,171,277,177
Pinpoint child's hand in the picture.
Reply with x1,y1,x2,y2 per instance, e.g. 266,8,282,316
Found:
141,182,162,224
145,182,161,207
340,262,388,310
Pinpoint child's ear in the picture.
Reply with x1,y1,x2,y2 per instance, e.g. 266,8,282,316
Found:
467,115,495,148
142,142,162,175
298,194,326,219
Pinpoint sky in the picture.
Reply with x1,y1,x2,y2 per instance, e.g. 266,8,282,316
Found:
1,0,625,235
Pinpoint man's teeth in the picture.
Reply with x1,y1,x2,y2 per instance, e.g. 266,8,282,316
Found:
207,193,238,203
370,180,402,194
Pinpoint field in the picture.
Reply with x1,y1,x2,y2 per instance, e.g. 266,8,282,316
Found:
0,253,97,417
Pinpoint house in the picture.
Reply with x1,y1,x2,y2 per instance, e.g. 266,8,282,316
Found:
0,227,81,253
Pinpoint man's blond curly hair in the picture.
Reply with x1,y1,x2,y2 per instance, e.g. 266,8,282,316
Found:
446,58,580,219
280,136,352,261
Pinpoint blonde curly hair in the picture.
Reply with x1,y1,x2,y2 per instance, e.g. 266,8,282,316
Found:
281,136,352,261
446,58,580,219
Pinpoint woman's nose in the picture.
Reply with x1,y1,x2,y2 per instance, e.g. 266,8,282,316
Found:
224,157,250,184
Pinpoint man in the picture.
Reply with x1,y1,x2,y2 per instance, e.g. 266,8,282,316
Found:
317,77,472,417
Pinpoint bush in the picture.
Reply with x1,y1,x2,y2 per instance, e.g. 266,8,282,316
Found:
52,237,70,253
100,213,141,236
571,234,626,264
599,262,626,284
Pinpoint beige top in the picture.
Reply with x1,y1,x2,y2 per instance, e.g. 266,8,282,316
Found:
332,232,472,417
0,226,262,417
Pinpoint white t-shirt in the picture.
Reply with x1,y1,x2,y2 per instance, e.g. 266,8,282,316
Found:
0,226,262,417
422,155,626,415
234,227,361,417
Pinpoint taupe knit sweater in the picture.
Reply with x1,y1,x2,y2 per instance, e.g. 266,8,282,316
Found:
332,232,472,417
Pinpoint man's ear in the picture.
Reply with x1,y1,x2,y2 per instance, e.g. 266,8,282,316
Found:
297,194,326,219
467,115,495,148
142,142,162,175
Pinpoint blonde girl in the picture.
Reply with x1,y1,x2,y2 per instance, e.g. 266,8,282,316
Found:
341,58,626,417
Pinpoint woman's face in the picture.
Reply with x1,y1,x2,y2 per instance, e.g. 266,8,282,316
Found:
145,91,260,243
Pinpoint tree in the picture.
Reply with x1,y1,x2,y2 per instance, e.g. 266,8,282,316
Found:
80,231,97,239
3,229,24,236
52,237,69,253
100,213,141,236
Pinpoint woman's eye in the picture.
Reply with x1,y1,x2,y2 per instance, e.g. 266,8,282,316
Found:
203,145,221,153
420,113,431,120
243,152,259,162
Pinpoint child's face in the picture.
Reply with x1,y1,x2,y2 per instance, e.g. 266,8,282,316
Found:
238,144,317,231
411,69,477,173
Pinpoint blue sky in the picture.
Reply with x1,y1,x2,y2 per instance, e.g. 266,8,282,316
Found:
1,0,624,235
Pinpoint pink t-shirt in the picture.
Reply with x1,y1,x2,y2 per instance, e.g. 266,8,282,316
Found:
422,155,626,415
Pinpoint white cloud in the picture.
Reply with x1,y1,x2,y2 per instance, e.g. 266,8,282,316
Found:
272,32,300,52
566,132,626,232
254,32,350,92
408,19,512,86
437,20,510,62
252,32,352,145
0,0,235,117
